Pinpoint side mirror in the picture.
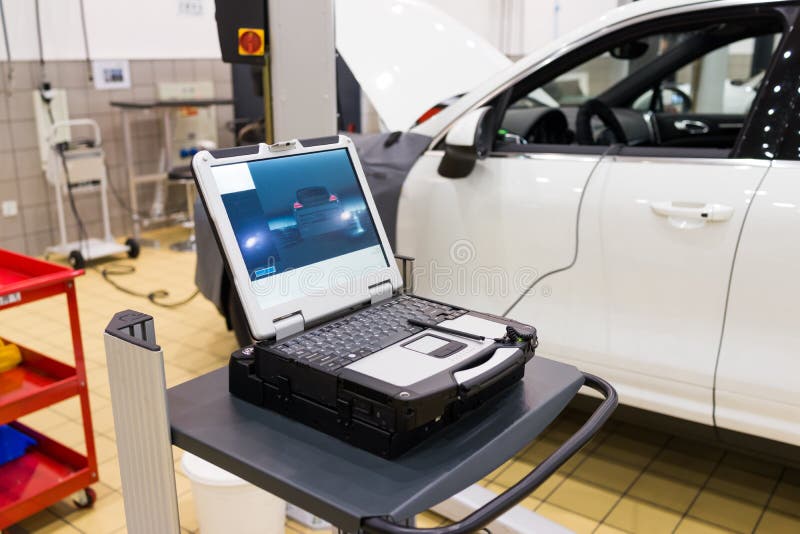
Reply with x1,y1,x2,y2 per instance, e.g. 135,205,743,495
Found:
659,85,693,113
438,106,493,178
610,40,649,60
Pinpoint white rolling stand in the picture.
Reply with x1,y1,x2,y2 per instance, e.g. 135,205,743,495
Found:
43,119,138,269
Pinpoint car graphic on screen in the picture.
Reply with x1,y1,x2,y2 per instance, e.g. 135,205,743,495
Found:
292,186,350,239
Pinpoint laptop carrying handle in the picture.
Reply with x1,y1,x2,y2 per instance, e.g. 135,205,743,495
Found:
361,372,618,534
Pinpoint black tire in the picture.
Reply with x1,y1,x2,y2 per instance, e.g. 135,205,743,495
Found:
73,487,96,509
125,237,140,259
227,286,252,347
68,250,85,270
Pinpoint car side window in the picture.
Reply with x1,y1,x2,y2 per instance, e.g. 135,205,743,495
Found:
632,34,780,115
494,14,786,155
510,31,699,112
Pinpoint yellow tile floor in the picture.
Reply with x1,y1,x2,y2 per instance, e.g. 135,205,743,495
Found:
2,229,799,533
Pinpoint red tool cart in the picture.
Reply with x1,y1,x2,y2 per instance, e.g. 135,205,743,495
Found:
0,248,98,528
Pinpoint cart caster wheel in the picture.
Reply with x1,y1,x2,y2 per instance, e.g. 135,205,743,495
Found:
125,237,140,259
73,487,96,509
68,250,86,270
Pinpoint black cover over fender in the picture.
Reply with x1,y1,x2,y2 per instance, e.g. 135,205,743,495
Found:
347,131,432,247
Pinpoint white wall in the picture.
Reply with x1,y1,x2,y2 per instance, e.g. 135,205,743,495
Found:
428,0,620,56
0,0,221,61
0,0,622,62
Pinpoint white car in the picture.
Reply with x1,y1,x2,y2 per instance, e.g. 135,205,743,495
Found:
197,0,800,452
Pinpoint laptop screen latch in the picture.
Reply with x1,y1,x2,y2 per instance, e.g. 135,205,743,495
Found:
369,280,393,305
273,311,304,341
268,140,297,152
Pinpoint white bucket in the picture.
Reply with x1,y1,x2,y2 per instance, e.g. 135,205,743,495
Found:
181,452,286,534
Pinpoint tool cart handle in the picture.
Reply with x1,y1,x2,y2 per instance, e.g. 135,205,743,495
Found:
362,372,618,534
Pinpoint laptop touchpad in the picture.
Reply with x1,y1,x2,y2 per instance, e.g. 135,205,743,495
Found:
402,334,466,358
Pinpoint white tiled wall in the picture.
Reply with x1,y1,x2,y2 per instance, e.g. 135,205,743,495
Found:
0,59,234,256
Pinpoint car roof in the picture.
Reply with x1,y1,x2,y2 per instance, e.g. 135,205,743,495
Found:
412,0,791,141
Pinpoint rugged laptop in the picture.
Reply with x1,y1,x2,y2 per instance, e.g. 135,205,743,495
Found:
192,136,537,458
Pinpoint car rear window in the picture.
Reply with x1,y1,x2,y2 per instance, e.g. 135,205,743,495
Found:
297,187,330,204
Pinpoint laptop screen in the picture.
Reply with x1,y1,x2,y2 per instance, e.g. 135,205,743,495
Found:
210,148,388,307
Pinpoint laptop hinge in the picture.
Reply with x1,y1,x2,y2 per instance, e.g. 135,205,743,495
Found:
369,280,393,305
273,311,304,341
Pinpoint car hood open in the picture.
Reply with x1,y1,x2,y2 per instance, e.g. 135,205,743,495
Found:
335,0,511,132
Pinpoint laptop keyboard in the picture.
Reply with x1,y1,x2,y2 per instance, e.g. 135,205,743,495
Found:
271,295,468,372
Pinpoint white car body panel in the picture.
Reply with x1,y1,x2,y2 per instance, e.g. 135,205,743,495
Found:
395,0,800,446
335,0,511,132
544,351,717,424
594,157,766,424
398,152,600,315
595,158,767,386
715,164,800,444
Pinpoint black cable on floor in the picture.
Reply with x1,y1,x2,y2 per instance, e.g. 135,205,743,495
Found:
97,263,200,308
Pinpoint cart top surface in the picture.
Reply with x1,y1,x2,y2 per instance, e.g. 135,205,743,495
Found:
109,99,233,109
0,249,81,298
167,357,584,531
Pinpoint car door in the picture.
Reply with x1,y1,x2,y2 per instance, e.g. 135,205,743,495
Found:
586,156,769,425
714,24,800,447
585,17,790,425
400,2,793,428
715,164,800,447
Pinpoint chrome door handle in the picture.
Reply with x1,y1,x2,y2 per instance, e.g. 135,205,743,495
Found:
674,119,709,134
651,201,733,222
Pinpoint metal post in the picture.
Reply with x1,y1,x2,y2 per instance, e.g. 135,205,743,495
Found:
99,161,114,242
266,0,336,140
54,179,69,248
120,109,141,239
161,108,174,172
104,311,181,534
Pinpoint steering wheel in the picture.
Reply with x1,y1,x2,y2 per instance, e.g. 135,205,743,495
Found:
576,98,628,145
527,108,572,144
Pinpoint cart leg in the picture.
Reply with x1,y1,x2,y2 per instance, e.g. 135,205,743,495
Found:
99,174,114,242
170,182,197,252
162,107,174,172
66,282,99,486
55,183,69,249
121,110,141,239
185,182,195,225
148,108,172,223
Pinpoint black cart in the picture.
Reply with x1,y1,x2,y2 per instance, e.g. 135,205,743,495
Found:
103,310,616,533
